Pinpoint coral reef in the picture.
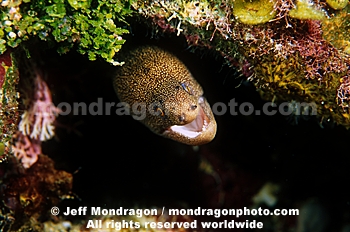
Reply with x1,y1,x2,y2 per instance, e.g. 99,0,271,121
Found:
2,0,350,231
0,154,73,231
288,0,327,20
12,64,60,168
11,131,41,169
0,49,19,162
322,6,350,54
233,0,276,25
18,71,59,141
237,19,350,126
326,0,349,10
1,50,67,230
1,0,350,129
133,0,350,127
3,0,349,127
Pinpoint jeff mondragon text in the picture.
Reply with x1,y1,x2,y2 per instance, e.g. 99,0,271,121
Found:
63,206,299,218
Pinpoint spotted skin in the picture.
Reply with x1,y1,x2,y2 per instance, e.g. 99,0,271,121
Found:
113,46,216,145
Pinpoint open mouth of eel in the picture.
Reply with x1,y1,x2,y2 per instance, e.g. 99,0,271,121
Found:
164,97,210,139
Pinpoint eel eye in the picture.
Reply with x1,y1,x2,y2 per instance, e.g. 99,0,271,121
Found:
181,83,193,95
154,106,165,117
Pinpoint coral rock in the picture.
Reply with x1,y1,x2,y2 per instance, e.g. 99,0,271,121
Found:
326,0,348,10
289,0,327,20
1,154,73,231
233,0,277,25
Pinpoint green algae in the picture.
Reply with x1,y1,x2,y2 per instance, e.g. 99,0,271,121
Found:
0,0,133,64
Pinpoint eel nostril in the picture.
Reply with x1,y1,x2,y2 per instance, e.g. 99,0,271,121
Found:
191,105,197,110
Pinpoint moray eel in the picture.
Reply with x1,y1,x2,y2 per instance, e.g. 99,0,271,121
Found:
113,46,216,145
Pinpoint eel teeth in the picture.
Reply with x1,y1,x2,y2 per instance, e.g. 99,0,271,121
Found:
167,99,210,139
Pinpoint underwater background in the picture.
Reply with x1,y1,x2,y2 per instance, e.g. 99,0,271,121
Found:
2,0,350,231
